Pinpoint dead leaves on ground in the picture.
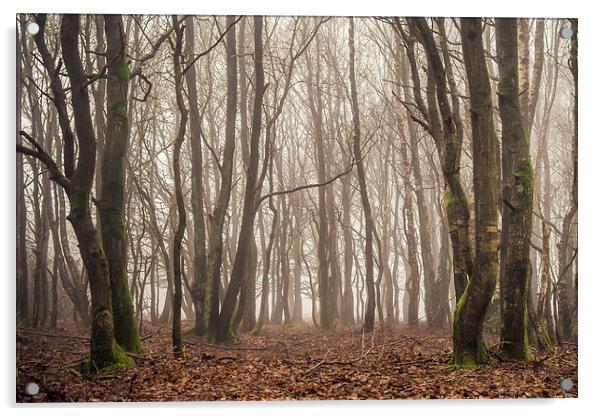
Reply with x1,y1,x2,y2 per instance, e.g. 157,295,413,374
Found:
16,321,577,402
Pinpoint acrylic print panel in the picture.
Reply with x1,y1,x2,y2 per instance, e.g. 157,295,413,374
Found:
16,14,577,402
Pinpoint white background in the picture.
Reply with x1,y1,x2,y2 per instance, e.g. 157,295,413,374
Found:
1,0,599,414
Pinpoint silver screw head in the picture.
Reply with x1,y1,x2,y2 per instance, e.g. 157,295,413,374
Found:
24,382,39,396
560,378,574,391
26,22,39,35
560,26,573,39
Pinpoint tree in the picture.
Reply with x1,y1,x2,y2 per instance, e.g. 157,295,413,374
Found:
184,16,209,337
216,16,266,343
349,17,376,332
403,17,473,303
19,14,130,370
170,16,188,357
496,18,535,360
452,17,500,367
306,27,334,330
557,18,578,341
203,16,239,340
16,30,29,322
99,14,142,353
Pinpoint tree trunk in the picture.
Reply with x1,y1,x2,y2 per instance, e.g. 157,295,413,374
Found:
340,179,355,325
349,18,376,332
452,18,500,367
404,18,472,303
496,18,535,360
57,15,125,370
215,16,266,343
204,16,239,340
306,33,334,331
170,17,188,357
99,14,141,353
183,17,210,337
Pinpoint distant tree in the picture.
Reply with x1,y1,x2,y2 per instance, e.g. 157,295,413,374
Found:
184,16,209,338
169,16,188,358
349,17,376,332
216,16,266,343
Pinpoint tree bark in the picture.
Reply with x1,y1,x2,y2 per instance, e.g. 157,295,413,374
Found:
349,18,376,332
184,16,210,337
170,17,188,357
215,16,266,343
452,17,500,367
404,18,473,303
496,18,535,360
99,14,141,353
203,16,238,340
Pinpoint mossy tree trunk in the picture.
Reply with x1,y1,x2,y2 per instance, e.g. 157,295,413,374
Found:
99,14,141,354
17,14,127,370
62,15,130,370
451,18,500,367
403,18,473,304
496,18,535,360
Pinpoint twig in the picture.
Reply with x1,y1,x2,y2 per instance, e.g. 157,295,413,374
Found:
304,348,333,373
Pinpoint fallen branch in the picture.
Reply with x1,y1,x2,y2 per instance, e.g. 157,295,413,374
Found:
183,338,268,352
17,329,89,342
304,348,333,373
534,349,572,364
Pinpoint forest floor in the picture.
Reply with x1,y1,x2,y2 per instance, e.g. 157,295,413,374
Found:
16,320,577,402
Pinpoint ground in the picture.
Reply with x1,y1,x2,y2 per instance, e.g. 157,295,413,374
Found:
16,320,577,402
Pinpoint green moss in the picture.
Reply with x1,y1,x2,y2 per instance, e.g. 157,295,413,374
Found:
109,101,128,124
115,59,131,88
452,281,470,338
112,342,134,367
497,61,520,99
450,282,492,369
174,346,186,359
80,341,133,375
68,190,90,220
107,258,142,354
444,186,470,226
113,302,142,354
447,355,478,370
512,158,534,211
103,208,127,240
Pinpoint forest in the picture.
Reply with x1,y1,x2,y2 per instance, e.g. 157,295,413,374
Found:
16,14,577,401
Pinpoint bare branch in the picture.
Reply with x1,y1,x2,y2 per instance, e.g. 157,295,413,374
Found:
17,131,70,190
